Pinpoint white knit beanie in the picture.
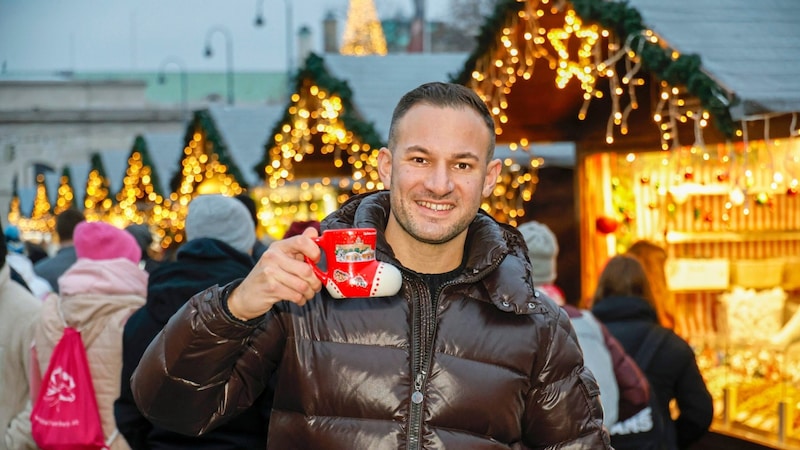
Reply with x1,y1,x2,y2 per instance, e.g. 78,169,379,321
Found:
517,221,558,284
185,195,256,255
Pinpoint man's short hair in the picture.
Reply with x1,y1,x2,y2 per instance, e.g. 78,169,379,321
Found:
387,82,496,159
55,209,86,242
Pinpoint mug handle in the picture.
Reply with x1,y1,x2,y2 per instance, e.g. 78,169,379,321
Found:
304,237,328,284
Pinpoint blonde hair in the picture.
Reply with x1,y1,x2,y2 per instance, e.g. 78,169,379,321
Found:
626,240,674,329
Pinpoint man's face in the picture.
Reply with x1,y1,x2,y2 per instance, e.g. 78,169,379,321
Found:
378,103,500,245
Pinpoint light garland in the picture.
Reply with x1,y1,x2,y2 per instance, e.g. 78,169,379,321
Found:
264,79,384,199
166,130,244,248
455,0,737,148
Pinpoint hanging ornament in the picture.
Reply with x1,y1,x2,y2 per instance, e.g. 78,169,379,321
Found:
787,186,799,197
755,192,769,206
595,216,619,234
716,171,729,183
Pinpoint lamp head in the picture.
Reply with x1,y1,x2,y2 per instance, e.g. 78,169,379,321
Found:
204,45,213,57
254,14,264,27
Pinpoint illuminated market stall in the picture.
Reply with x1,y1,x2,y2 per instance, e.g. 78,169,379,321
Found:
454,0,800,447
164,105,283,247
112,133,184,246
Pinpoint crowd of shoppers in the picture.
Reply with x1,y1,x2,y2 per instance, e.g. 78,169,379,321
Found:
1,81,713,450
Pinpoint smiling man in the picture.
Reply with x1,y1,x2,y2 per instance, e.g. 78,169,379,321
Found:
131,82,610,449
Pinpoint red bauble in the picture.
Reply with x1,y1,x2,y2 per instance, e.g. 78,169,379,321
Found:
787,187,799,197
595,216,619,234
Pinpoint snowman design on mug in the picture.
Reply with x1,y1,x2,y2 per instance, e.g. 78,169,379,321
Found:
307,228,402,299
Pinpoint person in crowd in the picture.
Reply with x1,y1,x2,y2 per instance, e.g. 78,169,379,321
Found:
116,194,271,449
125,224,161,273
34,208,85,293
282,219,321,239
4,225,52,299
517,219,566,303
24,241,48,265
627,240,676,329
235,193,269,260
518,220,650,426
591,254,713,449
130,82,610,449
32,221,147,450
0,217,41,450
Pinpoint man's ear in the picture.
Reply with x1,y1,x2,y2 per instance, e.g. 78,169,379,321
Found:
482,158,502,197
377,147,392,187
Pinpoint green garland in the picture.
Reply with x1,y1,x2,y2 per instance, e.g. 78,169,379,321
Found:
453,0,737,137
170,109,249,193
254,52,385,178
132,135,166,198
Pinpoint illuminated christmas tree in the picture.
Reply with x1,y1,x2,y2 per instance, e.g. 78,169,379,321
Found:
54,167,76,215
83,153,112,222
31,174,52,220
117,138,167,225
340,0,387,56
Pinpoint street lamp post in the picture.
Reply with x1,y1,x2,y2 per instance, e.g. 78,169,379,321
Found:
254,0,294,95
204,26,235,105
157,56,188,120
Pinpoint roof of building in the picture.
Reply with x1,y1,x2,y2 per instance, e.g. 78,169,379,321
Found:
626,0,800,119
204,103,285,186
137,132,185,196
323,52,469,140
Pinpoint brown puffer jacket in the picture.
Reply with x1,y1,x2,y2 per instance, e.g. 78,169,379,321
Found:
132,192,610,449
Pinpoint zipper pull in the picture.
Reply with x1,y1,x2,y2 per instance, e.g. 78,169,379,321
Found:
411,371,425,404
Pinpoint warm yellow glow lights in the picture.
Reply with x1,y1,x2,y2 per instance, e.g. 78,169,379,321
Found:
339,0,388,56
265,80,384,195
467,0,708,149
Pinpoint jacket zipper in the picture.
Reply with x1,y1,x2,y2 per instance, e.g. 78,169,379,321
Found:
407,279,454,450
408,277,425,449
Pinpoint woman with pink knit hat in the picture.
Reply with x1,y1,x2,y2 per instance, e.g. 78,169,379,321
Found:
30,221,147,450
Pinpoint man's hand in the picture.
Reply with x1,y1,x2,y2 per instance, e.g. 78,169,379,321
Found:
227,227,323,320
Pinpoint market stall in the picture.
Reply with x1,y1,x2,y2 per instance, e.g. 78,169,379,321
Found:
453,0,800,447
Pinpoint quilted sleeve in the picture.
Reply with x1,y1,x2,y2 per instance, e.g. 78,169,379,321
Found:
521,306,612,449
131,282,284,436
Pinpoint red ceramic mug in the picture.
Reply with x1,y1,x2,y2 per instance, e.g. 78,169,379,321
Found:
305,228,402,299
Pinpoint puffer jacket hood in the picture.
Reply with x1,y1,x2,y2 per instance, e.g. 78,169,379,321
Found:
324,191,537,314
132,190,611,449
145,237,253,323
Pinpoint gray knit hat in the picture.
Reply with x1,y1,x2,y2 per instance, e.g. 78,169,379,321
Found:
185,194,256,255
517,220,558,284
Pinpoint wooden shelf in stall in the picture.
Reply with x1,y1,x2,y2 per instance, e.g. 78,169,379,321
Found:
667,230,800,244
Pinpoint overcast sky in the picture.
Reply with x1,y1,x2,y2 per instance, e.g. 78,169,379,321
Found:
0,0,447,73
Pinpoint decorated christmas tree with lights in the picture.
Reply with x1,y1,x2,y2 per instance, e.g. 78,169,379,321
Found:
340,0,388,56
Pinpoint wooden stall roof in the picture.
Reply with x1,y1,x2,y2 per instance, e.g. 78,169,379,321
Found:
172,104,284,191
625,0,800,119
452,0,800,148
323,52,469,141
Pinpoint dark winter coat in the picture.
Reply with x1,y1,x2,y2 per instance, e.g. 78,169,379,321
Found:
592,295,713,449
115,238,271,449
131,191,610,449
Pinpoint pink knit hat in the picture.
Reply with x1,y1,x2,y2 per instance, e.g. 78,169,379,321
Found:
74,221,141,264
